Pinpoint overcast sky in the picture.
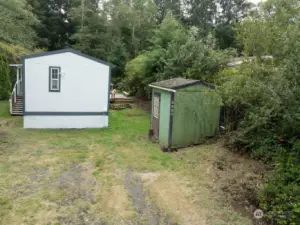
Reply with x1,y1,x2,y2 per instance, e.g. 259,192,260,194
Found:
249,0,265,4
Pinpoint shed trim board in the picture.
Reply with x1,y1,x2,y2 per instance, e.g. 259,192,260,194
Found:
168,92,175,146
150,89,154,129
22,48,111,117
22,57,25,115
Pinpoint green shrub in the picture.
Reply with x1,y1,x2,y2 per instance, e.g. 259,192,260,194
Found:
0,54,11,100
260,141,300,225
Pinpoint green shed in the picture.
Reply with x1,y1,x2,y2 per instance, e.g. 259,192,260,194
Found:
149,77,221,149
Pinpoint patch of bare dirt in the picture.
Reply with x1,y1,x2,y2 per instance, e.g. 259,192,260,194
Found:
53,163,106,225
0,119,18,128
212,148,267,223
56,164,97,205
0,132,9,146
0,131,8,137
141,172,212,225
10,167,50,199
124,171,178,225
169,143,267,224
57,207,106,225
136,136,148,141
30,167,49,182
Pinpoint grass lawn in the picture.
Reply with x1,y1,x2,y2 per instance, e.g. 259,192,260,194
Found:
0,100,10,117
0,101,263,225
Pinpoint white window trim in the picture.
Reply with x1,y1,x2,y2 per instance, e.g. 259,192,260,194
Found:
49,66,61,92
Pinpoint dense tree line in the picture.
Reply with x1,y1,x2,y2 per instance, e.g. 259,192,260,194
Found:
0,0,255,89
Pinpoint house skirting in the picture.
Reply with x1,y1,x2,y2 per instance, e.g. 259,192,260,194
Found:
24,115,108,129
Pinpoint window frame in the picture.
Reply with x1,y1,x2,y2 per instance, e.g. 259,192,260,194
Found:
49,66,61,92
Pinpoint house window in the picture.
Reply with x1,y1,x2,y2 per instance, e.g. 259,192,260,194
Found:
49,67,61,92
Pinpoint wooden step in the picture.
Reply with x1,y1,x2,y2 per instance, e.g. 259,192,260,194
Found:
11,113,23,116
11,96,24,115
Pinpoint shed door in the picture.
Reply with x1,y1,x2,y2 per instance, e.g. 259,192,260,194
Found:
152,93,160,139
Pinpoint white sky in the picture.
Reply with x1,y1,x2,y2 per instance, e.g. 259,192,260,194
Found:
249,0,265,4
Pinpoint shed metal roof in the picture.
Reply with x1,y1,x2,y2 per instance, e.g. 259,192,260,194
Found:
149,77,214,91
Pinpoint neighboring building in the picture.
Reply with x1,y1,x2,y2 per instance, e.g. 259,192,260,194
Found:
149,78,221,149
9,48,111,129
227,56,273,67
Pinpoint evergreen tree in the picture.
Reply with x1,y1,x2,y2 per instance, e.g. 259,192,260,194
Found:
27,0,76,50
0,54,11,100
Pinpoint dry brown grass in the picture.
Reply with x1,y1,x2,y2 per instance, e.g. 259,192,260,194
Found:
0,102,264,225
141,171,251,225
100,185,135,219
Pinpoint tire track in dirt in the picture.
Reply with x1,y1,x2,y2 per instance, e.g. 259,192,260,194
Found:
124,171,178,225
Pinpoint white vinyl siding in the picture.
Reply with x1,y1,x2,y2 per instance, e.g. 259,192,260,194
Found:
24,52,110,113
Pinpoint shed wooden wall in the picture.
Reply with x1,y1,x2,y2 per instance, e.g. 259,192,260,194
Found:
171,85,220,147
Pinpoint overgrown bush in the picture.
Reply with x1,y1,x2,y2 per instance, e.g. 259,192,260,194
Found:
218,1,300,224
0,54,11,100
218,64,300,224
0,42,43,95
260,141,300,225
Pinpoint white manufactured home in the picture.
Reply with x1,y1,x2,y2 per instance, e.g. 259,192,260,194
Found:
9,48,111,129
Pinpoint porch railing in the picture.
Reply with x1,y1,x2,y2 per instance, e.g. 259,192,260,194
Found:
9,82,18,114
